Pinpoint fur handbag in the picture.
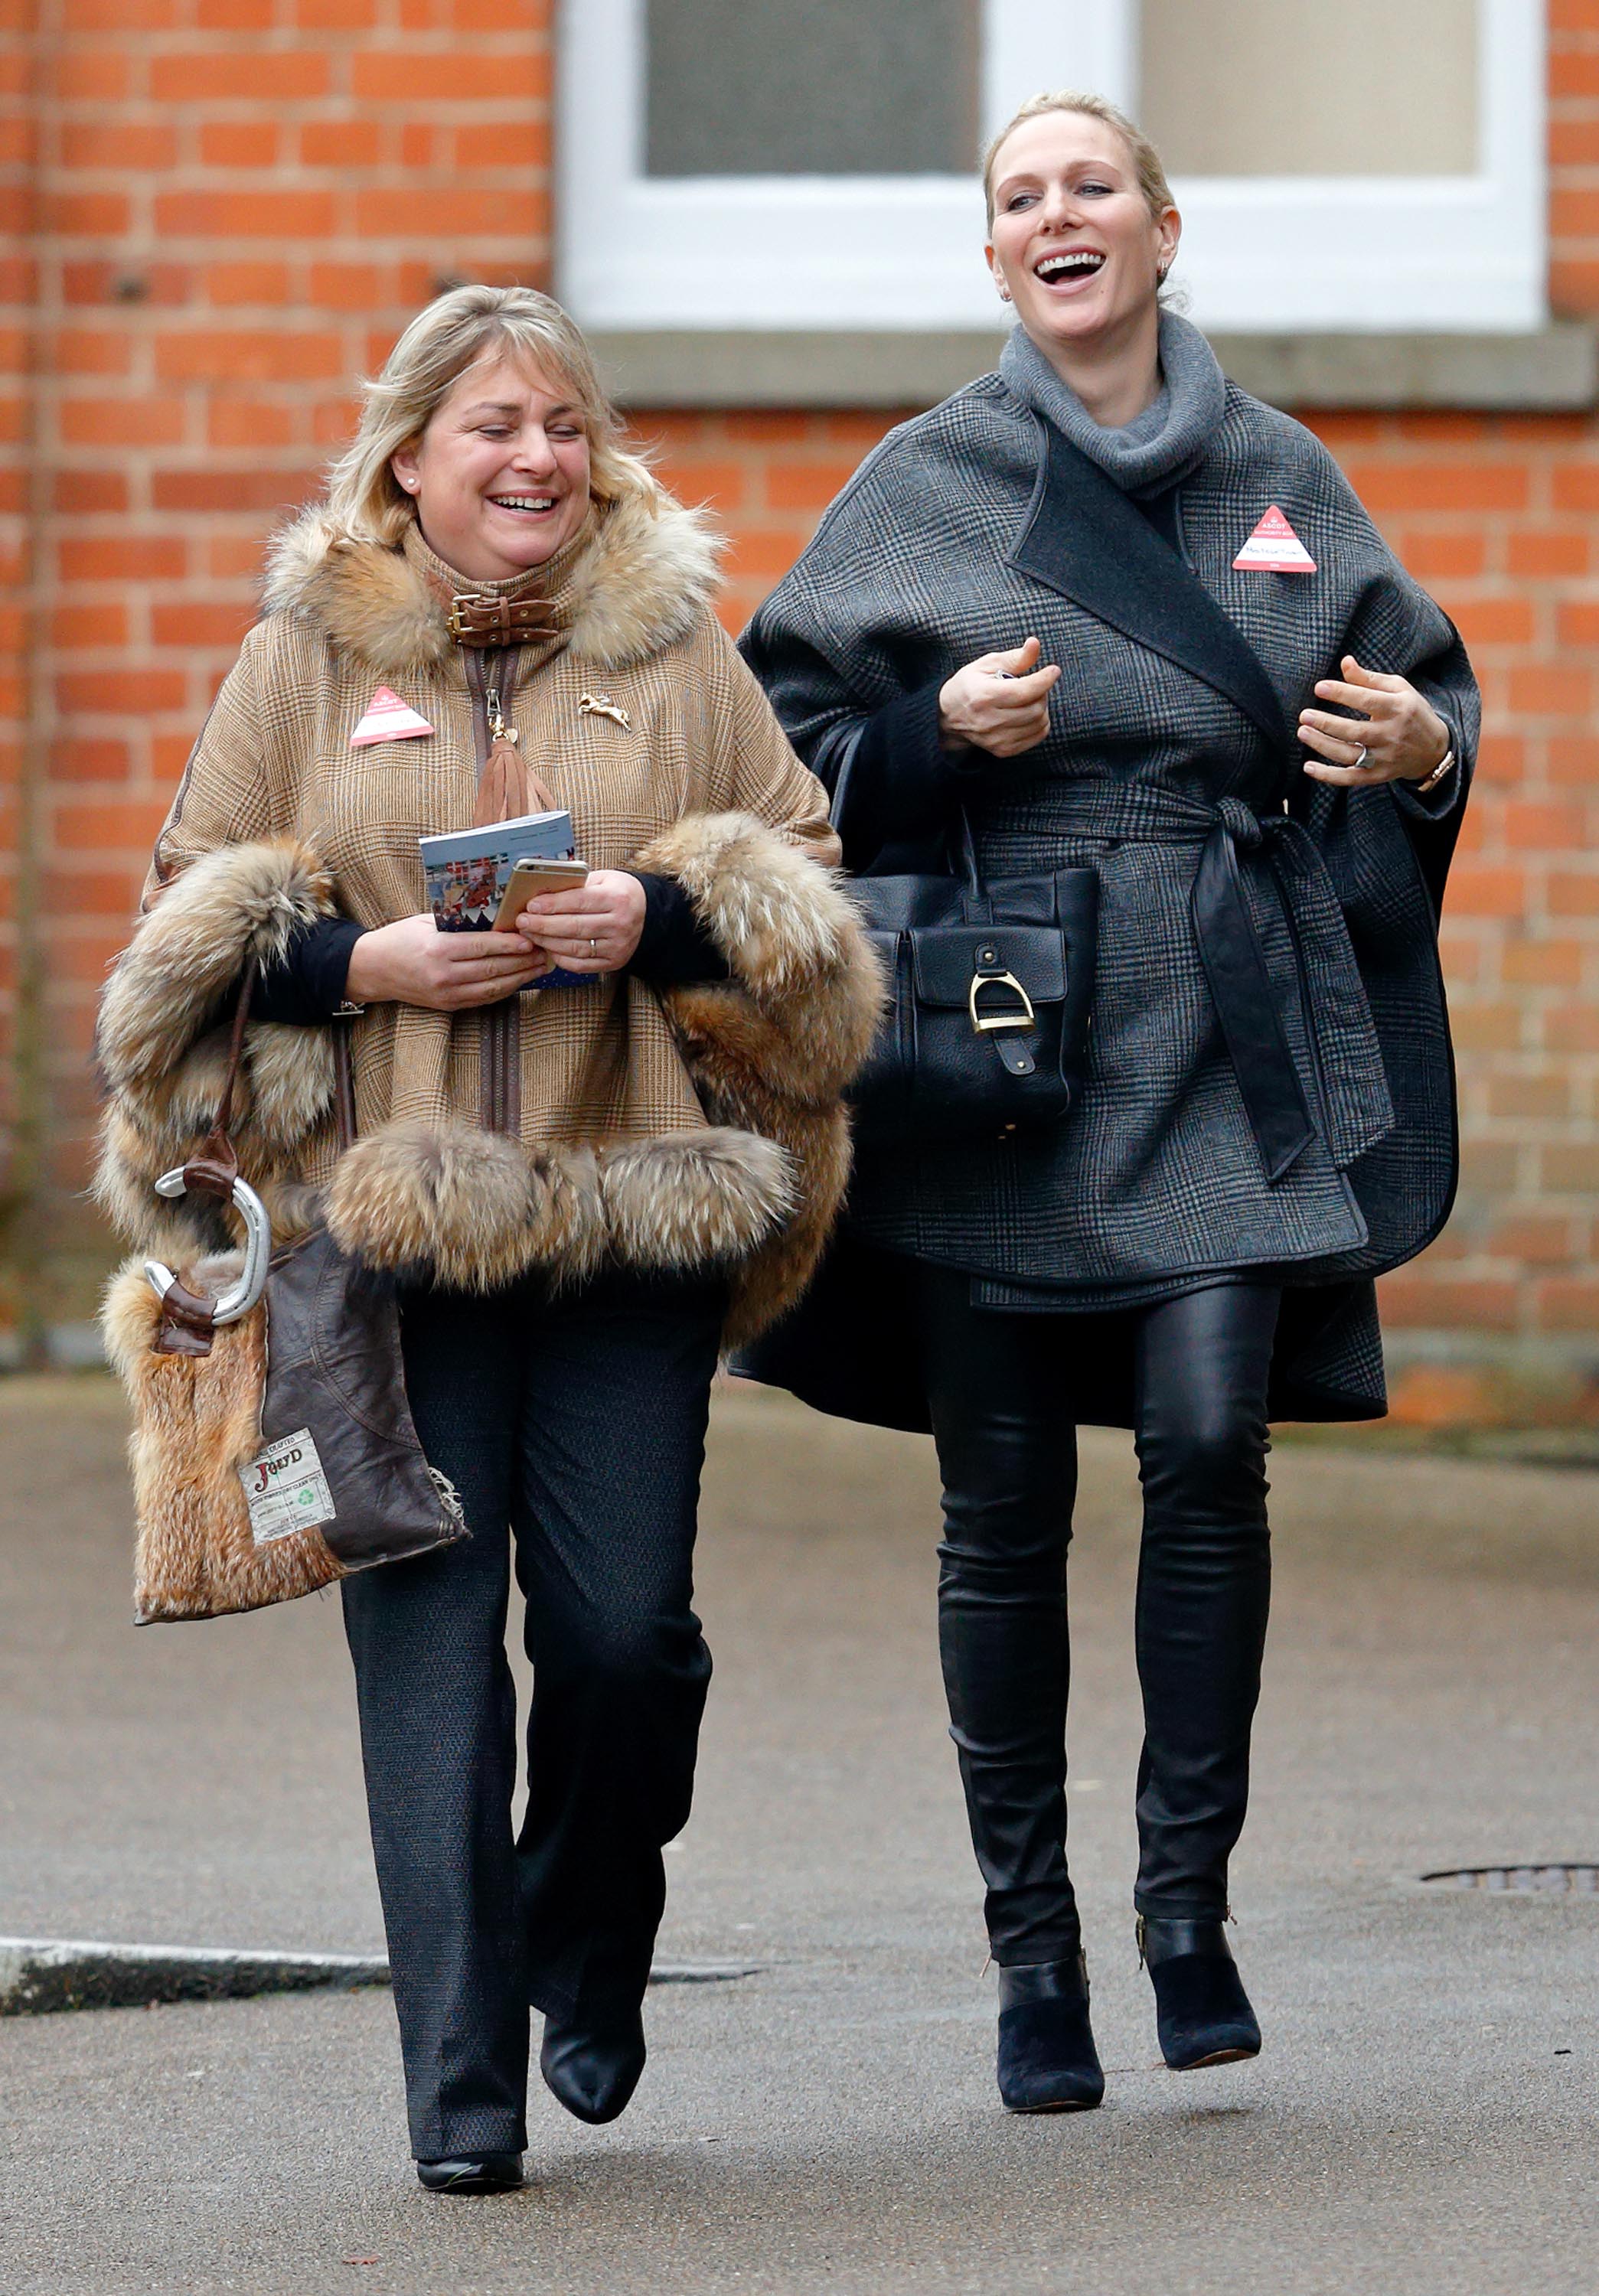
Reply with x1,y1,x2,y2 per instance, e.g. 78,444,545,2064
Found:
101,967,466,1623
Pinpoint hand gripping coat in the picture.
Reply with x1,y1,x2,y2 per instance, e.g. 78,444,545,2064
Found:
93,491,883,1347
739,324,1479,1427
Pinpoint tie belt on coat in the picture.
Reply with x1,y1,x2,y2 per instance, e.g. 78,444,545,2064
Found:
1017,785,1395,1182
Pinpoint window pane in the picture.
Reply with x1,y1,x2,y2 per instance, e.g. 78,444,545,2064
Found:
1140,0,1479,177
644,0,981,177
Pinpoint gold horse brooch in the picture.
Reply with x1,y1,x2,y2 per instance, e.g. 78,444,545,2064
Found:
577,691,631,730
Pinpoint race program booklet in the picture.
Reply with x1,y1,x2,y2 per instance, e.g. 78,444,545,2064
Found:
419,807,576,930
419,807,595,988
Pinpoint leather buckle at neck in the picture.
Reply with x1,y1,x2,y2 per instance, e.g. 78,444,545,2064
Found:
446,591,561,647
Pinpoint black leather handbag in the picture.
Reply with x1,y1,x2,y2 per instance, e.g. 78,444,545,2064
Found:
846,807,1098,1147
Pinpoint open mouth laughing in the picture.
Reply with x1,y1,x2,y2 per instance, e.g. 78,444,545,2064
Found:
1033,249,1107,289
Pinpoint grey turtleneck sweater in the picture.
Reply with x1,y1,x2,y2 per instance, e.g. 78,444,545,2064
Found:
999,310,1228,499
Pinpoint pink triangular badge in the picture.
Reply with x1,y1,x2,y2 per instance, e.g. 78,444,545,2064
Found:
1233,504,1317,573
350,685,435,747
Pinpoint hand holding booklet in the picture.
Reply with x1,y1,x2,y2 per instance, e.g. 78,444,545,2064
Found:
419,807,595,987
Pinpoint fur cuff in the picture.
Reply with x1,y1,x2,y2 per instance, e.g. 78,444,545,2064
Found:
97,838,338,1093
635,811,884,1101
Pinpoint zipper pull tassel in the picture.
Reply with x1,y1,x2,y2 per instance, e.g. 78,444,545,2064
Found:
474,684,530,827
485,686,518,747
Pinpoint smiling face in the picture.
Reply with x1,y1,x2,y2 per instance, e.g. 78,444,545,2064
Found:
986,110,1179,364
389,348,593,583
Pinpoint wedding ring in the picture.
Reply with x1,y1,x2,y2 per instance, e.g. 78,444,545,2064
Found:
1351,745,1369,768
589,937,599,954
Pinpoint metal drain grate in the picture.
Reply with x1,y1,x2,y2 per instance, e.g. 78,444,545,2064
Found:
1421,1864,1599,1894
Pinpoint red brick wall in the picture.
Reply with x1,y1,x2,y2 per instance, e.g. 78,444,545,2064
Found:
3,0,551,1322
2,1,1597,1416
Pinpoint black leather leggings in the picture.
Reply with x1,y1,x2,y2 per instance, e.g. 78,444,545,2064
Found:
918,1267,1278,1959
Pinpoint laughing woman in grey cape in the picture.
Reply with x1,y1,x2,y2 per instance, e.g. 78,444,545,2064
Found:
742,93,1477,2110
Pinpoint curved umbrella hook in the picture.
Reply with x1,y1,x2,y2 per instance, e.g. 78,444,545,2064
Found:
142,1169,272,1327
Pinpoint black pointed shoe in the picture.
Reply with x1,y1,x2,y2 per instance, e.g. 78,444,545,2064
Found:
1138,1916,1261,2072
996,1953,1106,2113
540,2004,647,2125
415,2152,524,2195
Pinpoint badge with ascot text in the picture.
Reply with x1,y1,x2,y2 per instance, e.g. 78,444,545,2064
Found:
350,686,436,747
1232,506,1317,574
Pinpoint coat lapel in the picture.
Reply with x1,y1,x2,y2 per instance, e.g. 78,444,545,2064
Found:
1008,421,1292,752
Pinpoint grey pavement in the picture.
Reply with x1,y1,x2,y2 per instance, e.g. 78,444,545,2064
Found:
0,1371,1594,2294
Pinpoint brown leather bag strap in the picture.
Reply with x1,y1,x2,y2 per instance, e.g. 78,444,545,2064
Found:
155,1277,219,1356
184,954,258,1198
152,954,273,1356
333,1019,357,1153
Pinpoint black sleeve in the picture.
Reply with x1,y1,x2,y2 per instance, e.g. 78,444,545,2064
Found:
831,679,989,873
627,873,730,987
1379,630,1477,918
251,917,367,1024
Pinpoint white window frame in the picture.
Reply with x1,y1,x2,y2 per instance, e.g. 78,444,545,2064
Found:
558,0,1545,334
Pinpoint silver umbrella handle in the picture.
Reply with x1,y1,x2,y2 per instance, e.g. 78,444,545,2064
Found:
142,1168,272,1327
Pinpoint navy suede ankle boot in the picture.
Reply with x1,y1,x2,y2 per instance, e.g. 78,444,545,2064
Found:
1138,1916,1261,2071
995,1954,1105,2113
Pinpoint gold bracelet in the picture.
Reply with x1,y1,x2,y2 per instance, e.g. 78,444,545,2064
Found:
1414,746,1455,795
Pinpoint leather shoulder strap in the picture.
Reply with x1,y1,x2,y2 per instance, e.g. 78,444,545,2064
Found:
185,954,258,1195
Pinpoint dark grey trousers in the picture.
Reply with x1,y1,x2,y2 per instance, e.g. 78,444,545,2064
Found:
341,1268,725,2162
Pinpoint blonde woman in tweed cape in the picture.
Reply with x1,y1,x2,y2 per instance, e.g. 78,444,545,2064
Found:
742,98,1477,2110
93,287,878,2190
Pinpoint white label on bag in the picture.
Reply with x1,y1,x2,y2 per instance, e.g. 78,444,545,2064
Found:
240,1427,336,1545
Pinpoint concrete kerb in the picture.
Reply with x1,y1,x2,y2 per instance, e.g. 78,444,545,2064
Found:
0,1938,761,2016
0,1938,392,2015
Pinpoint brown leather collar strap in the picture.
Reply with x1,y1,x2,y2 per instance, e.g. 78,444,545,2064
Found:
447,592,561,646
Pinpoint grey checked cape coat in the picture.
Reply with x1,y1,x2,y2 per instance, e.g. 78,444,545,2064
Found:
739,356,1478,1424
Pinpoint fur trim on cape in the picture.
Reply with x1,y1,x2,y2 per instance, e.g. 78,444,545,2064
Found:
635,810,882,1340
96,837,337,1097
93,840,340,1257
261,491,723,679
322,1120,793,1295
638,811,885,1104
324,1121,605,1293
95,817,880,1336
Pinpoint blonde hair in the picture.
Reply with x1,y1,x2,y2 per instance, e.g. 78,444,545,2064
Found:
983,90,1174,230
321,282,661,548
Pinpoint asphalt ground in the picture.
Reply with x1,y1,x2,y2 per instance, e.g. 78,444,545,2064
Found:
0,1372,1594,2295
